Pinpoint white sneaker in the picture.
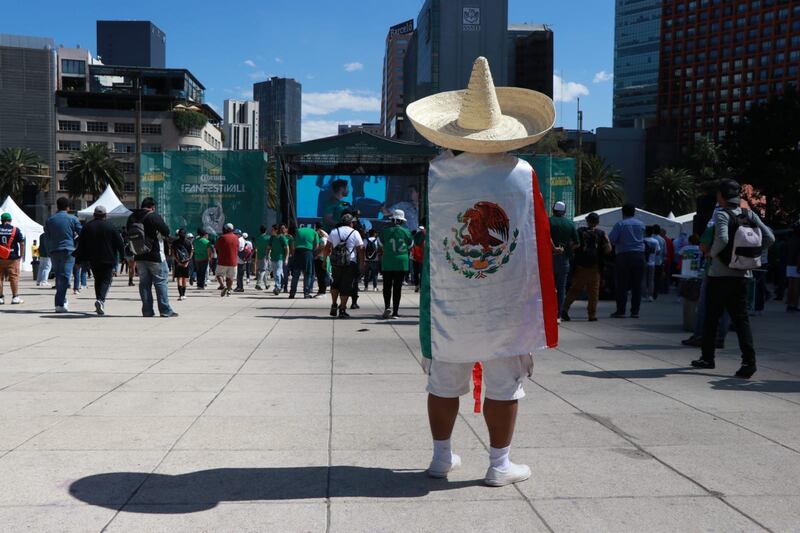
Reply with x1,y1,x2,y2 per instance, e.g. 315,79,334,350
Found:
484,462,531,487
11,296,23,304
0,296,4,305
40,282,51,288
55,306,68,313
427,453,461,478
95,300,105,316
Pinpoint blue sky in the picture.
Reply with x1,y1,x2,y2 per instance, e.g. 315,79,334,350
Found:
5,0,614,140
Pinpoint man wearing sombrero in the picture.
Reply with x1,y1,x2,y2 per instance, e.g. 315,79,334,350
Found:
407,57,558,486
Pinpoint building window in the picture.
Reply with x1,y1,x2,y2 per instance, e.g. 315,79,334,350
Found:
57,160,73,172
61,59,86,75
58,180,68,191
185,127,202,138
114,123,135,134
124,182,136,193
141,124,162,135
142,144,162,153
58,140,81,152
58,120,80,132
120,162,136,173
86,121,108,133
114,143,135,154
179,145,200,151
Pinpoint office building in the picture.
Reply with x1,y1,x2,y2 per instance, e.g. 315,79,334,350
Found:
96,20,166,68
253,77,301,151
404,0,510,105
381,19,414,138
508,23,554,98
338,123,383,136
55,49,222,207
0,34,56,214
657,0,800,146
613,0,663,127
223,100,259,150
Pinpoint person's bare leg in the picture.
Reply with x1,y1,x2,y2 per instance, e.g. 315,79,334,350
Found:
428,394,459,440
330,288,339,305
339,295,350,309
483,399,518,448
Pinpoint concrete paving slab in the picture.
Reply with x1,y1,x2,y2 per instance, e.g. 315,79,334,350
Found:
238,357,332,375
7,372,136,392
119,373,232,393
0,416,61,449
224,373,331,393
0,504,118,533
332,415,484,451
0,390,103,416
204,391,330,416
175,416,330,451
77,391,218,417
725,495,800,532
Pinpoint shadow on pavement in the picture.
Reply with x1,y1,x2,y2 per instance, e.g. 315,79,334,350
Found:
69,466,481,513
709,378,800,393
563,368,726,379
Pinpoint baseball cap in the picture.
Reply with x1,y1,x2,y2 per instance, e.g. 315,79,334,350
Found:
94,205,107,216
1,212,11,222
340,213,354,225
234,227,242,235
223,223,234,231
242,232,248,239
553,201,567,213
718,179,741,201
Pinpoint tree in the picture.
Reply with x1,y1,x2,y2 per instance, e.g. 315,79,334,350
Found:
0,147,45,202
534,130,567,155
65,144,124,200
687,136,728,185
725,87,800,224
645,167,696,216
579,154,624,212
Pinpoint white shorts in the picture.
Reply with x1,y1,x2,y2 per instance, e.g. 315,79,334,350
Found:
787,266,800,279
216,265,237,280
426,354,534,401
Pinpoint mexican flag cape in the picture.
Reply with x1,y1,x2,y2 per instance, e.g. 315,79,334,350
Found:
420,152,558,364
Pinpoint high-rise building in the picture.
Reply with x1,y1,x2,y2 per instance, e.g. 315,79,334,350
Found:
253,77,301,150
0,34,56,213
96,20,166,68
223,100,259,151
657,0,800,146
381,19,414,138
507,24,554,98
338,123,383,136
613,0,663,127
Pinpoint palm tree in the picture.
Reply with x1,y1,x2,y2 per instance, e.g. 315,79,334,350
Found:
580,154,624,212
645,167,697,216
0,147,45,202
65,144,124,200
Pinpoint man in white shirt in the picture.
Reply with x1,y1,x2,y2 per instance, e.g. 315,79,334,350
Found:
323,214,364,318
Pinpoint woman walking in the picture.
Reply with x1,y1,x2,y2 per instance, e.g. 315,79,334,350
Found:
380,210,413,319
172,228,193,301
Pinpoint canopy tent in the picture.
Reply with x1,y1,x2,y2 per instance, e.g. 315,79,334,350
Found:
674,212,696,235
77,185,132,220
573,207,684,239
0,196,44,272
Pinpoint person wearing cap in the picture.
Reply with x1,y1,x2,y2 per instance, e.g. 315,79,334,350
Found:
192,228,212,290
289,223,320,299
322,213,364,318
381,184,420,232
406,56,558,486
233,228,247,293
43,197,82,312
608,203,647,318
549,201,579,321
73,205,125,315
561,212,611,322
690,179,774,379
215,223,240,297
378,209,413,319
0,211,25,305
172,228,193,301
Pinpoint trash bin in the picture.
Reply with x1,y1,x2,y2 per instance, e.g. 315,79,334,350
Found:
678,277,702,332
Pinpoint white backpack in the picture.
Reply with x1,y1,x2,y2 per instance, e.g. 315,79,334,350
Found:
722,209,763,271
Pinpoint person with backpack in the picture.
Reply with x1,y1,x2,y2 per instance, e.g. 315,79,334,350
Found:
126,197,177,318
192,228,212,290
233,228,247,293
73,206,125,315
561,212,611,322
0,211,25,305
172,228,193,301
691,179,774,379
289,224,320,299
549,201,579,321
43,197,82,313
323,213,364,318
380,210,414,319
363,228,381,291
643,226,661,303
215,223,240,297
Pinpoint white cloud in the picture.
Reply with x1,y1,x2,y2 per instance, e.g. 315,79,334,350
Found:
248,70,268,80
344,62,364,72
302,90,380,117
553,75,589,103
593,70,613,83
302,120,361,141
243,59,256,68
275,57,283,63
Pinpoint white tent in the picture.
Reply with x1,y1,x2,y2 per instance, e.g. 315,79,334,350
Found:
573,207,684,239
0,196,44,272
77,185,132,220
674,212,696,235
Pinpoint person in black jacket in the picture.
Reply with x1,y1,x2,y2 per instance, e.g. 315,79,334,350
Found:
127,197,177,318
74,206,125,315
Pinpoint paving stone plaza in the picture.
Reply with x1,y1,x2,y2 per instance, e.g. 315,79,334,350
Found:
1,278,798,532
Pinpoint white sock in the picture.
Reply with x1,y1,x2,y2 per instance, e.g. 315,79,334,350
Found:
432,439,454,464
490,445,511,471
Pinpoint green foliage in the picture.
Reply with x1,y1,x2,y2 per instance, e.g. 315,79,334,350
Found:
173,110,208,135
645,167,696,216
725,87,800,223
0,147,45,202
580,154,625,213
65,144,125,200
534,130,567,155
687,137,729,185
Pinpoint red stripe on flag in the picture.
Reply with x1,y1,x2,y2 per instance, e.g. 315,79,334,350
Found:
472,362,483,414
531,170,559,348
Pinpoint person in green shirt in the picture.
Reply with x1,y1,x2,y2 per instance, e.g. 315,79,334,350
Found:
379,209,414,319
549,201,579,318
254,225,272,291
268,226,290,295
192,228,212,289
322,179,351,232
289,225,321,298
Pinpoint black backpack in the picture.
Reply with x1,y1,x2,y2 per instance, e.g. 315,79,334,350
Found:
331,229,356,268
127,212,152,256
365,237,379,260
574,228,600,267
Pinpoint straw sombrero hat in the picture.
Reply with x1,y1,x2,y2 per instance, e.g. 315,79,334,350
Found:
406,56,555,154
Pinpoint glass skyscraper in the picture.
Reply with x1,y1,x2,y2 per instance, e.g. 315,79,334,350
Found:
613,0,663,127
253,77,302,151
